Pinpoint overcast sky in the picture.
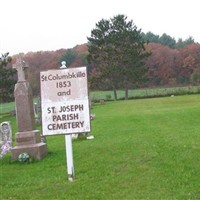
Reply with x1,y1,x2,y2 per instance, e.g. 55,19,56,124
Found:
1,0,199,55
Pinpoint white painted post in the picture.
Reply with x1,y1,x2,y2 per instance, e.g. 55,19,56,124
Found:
65,134,74,181
60,61,75,181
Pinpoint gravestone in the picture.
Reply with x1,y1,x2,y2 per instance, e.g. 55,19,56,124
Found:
0,122,12,158
11,57,48,160
0,121,12,145
34,102,40,124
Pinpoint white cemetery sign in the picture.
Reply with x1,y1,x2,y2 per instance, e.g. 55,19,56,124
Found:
40,66,91,136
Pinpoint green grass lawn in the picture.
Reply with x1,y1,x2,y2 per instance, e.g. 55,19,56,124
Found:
1,95,200,199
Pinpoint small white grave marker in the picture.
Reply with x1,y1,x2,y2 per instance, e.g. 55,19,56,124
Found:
0,121,12,158
0,121,12,144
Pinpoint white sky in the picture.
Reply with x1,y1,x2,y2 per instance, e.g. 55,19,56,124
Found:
0,0,199,55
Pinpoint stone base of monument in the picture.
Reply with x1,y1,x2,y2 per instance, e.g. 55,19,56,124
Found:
12,130,48,160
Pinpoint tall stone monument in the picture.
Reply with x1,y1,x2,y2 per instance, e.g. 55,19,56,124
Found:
12,57,48,160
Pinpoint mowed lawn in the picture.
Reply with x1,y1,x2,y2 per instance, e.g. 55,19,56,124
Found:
1,95,200,199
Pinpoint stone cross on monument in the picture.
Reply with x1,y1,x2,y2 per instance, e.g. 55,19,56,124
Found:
13,57,27,82
11,57,48,160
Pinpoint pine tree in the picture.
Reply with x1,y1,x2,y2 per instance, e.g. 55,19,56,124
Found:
87,14,150,100
0,53,16,102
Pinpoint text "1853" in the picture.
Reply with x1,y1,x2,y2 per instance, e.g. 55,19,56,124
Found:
56,81,71,88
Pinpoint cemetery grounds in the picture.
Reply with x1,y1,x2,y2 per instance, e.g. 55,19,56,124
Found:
1,93,200,199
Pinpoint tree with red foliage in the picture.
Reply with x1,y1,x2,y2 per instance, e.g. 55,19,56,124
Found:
179,44,200,85
145,43,180,86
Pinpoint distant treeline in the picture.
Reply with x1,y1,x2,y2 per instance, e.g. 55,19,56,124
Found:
8,32,200,96
141,31,195,49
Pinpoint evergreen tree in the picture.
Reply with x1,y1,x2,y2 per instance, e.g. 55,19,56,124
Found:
87,14,150,100
159,33,176,48
59,49,77,67
141,31,160,43
0,53,16,102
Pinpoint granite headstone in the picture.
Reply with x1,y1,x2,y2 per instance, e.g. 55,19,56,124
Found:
11,57,48,160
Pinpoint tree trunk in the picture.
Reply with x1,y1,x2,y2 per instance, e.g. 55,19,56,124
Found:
124,77,129,100
125,85,128,100
112,85,118,100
